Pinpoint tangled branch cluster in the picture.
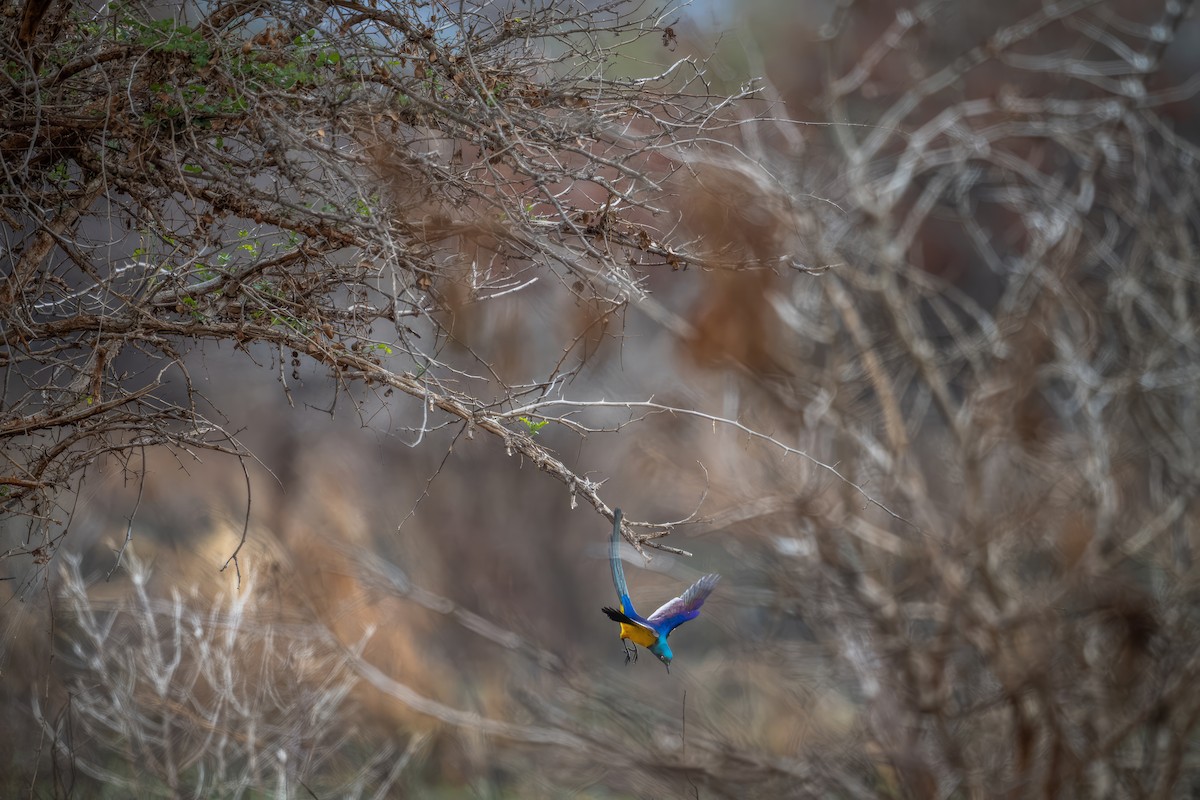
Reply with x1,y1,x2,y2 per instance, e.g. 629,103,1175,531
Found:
41,550,419,797
0,0,745,561
702,1,1200,795
7,0,1200,797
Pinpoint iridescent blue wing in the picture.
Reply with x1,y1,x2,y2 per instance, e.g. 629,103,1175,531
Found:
647,573,720,636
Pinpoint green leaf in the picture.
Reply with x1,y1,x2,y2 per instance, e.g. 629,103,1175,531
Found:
517,416,549,435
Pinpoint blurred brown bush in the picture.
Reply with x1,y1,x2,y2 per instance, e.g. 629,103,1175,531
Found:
5,0,1200,798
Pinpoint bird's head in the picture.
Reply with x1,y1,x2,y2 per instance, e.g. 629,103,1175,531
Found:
650,641,673,672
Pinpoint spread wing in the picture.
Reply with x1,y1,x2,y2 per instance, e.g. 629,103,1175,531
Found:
647,573,720,635
608,508,640,617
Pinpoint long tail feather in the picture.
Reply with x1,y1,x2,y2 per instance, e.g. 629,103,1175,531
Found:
609,509,633,611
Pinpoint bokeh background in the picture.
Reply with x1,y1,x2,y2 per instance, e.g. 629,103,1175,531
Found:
5,0,1200,797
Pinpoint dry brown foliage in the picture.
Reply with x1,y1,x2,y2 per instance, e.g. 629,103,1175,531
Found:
4,0,1200,797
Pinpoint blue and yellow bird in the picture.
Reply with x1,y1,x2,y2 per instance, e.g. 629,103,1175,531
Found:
602,508,719,672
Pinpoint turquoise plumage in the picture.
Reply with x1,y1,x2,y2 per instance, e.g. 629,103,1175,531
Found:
601,508,719,671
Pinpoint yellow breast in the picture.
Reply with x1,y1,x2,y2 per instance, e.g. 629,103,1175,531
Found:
619,622,659,648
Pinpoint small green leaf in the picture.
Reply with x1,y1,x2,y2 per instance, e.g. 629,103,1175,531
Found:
517,416,549,435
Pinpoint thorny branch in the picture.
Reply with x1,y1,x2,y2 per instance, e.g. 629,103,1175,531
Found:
8,0,1200,796
0,0,759,560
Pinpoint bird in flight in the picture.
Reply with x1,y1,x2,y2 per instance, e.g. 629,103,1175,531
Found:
601,508,719,672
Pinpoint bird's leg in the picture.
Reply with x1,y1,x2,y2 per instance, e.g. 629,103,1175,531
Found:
622,640,637,664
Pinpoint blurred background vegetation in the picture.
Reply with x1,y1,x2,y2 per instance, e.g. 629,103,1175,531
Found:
4,0,1200,797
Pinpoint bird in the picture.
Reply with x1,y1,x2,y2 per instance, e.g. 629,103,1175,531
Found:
601,508,719,672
